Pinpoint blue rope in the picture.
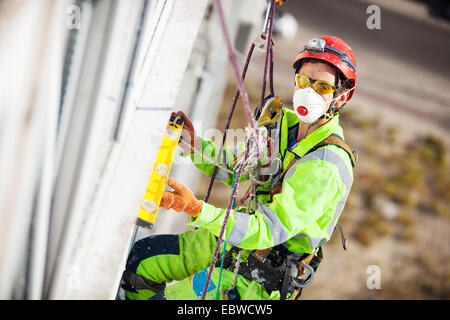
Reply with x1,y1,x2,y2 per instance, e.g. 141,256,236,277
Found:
215,168,237,300
215,240,228,300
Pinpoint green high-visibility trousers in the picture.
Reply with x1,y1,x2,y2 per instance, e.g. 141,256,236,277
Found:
122,228,279,300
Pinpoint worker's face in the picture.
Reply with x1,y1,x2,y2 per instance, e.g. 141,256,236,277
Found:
295,62,347,111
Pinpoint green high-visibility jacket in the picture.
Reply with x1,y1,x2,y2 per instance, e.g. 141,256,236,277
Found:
183,108,354,254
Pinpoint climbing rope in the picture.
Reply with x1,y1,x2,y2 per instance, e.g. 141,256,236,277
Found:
201,0,281,300
204,0,279,204
214,167,238,300
205,0,277,202
212,0,257,130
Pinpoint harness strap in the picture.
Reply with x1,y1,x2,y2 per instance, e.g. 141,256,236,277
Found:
335,222,347,251
221,244,322,300
221,245,289,294
307,133,356,168
270,133,356,199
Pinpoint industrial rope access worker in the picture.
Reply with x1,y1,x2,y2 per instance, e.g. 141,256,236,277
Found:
120,35,358,300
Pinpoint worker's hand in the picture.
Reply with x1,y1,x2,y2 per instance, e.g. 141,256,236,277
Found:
160,177,202,217
171,111,197,153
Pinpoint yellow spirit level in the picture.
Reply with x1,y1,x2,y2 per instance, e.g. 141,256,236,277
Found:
136,115,184,229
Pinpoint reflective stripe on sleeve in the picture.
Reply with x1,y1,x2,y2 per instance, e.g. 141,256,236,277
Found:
226,210,250,245
226,202,288,247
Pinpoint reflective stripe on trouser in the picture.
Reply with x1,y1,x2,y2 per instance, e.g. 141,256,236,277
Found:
122,228,276,300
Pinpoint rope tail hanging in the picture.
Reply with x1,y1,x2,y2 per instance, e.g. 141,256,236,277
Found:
201,0,281,300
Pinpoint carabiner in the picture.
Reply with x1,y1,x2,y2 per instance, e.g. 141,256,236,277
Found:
292,263,314,288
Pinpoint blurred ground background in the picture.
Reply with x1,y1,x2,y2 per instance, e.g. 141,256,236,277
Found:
193,0,450,299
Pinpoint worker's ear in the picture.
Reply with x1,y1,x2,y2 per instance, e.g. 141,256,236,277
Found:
333,89,350,110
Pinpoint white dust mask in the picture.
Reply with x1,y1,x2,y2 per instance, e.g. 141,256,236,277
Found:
292,86,356,123
292,87,328,124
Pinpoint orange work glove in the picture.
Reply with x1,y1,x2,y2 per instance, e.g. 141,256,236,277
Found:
160,177,202,217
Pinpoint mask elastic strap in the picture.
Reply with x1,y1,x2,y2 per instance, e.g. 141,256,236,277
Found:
326,86,356,116
328,86,355,105
326,91,339,119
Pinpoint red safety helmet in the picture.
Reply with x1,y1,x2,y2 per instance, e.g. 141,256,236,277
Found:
293,36,357,101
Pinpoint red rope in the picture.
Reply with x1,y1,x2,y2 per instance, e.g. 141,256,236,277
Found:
213,0,256,129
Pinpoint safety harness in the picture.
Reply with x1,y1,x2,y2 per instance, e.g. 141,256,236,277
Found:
219,131,356,300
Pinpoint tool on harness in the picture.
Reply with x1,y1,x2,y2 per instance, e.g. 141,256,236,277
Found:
221,249,243,300
257,96,283,127
227,96,283,211
220,245,288,294
136,115,184,229
298,250,316,277
282,250,322,300
219,244,322,300
292,264,314,288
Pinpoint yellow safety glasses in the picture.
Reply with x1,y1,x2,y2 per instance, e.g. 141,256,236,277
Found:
295,74,336,95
